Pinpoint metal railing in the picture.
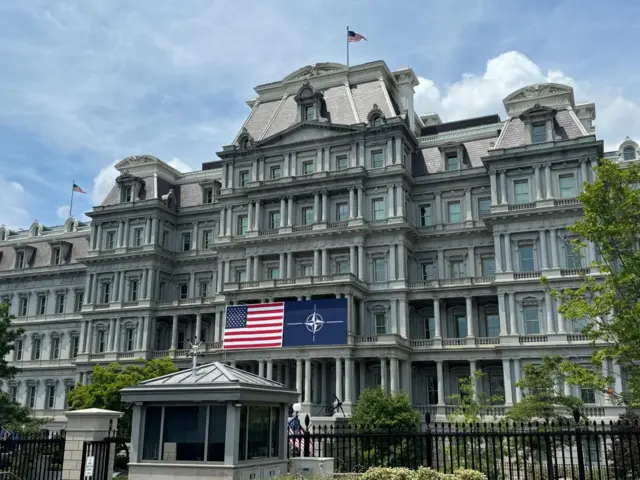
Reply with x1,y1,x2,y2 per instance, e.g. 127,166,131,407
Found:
0,431,65,480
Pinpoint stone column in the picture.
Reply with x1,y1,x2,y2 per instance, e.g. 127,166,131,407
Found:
389,245,397,280
545,291,555,334
85,320,93,353
550,229,559,268
503,359,513,405
534,165,543,201
504,233,513,272
91,275,98,303
500,171,507,205
108,318,115,352
466,296,475,337
436,361,445,405
557,307,566,334
349,188,356,219
321,361,328,404
112,319,120,352
142,317,151,351
123,220,130,248
279,253,285,278
465,189,473,221
296,359,303,402
398,243,406,280
498,293,508,336
490,172,498,205
357,187,364,218
390,357,399,393
287,196,294,226
313,250,320,276
344,357,353,408
350,246,357,276
358,245,365,281
396,186,404,217
335,358,343,402
539,230,549,269
509,293,518,335
252,258,260,282
321,249,328,276
150,217,157,245
247,202,254,231
434,298,441,338
321,191,328,223
467,246,475,277
514,359,523,402
219,208,226,236
580,160,589,186
280,198,286,228
544,164,553,199
245,256,252,281
359,360,366,398
380,358,387,394
287,252,294,279
191,222,198,250
195,313,202,342
469,360,478,402
387,185,395,217
137,317,145,350
254,202,261,231
493,234,503,273
116,221,123,248
613,362,623,394
62,409,123,480
313,193,320,223
79,320,87,354
435,192,442,224
170,315,178,350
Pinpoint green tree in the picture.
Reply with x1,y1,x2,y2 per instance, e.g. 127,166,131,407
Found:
0,301,46,432
350,387,421,432
448,370,503,423
544,158,640,406
507,356,583,423
67,357,177,434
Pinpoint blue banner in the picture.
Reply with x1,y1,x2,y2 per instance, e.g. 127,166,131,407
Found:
282,298,348,347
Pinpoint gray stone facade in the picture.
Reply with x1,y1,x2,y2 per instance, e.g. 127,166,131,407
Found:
0,61,634,424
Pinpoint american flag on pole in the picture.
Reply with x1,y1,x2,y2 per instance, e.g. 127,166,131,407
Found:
223,302,285,349
288,416,312,454
72,183,87,194
348,30,367,42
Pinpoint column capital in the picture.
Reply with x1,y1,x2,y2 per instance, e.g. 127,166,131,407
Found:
534,164,542,170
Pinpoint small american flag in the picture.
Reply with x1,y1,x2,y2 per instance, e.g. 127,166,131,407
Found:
348,30,367,42
72,183,87,194
223,302,285,350
288,416,311,454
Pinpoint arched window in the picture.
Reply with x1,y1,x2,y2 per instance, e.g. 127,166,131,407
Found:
241,137,250,150
623,146,636,161
371,116,383,127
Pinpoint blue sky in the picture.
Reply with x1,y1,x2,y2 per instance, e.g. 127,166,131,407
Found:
1,0,639,229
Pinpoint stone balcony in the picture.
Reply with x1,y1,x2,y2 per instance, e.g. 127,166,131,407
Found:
223,273,366,292
408,276,495,291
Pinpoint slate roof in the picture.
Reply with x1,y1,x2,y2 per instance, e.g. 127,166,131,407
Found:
136,361,286,388
495,110,588,149
413,137,498,175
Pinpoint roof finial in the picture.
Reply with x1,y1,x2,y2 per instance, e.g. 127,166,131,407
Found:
187,337,203,381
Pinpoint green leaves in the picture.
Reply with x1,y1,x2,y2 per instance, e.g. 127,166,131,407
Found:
350,387,421,432
0,301,22,381
448,370,503,423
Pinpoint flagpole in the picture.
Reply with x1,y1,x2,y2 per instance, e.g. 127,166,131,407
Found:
69,181,75,218
346,25,349,68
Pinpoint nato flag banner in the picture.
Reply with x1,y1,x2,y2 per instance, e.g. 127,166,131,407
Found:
282,298,348,347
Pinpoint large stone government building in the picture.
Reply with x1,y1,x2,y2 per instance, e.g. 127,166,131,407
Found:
1,61,638,427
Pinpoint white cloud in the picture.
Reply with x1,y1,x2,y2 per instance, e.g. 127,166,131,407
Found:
92,161,119,206
413,51,640,152
56,205,70,220
10,181,24,192
0,176,31,228
168,157,195,173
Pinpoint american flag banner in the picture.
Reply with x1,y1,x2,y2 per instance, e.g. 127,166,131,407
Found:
288,416,312,454
347,30,367,42
223,302,285,349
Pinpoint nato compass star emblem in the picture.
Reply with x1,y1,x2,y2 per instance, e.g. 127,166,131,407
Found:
287,304,344,344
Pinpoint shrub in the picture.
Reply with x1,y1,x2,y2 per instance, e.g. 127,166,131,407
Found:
452,469,487,480
412,466,443,480
362,467,413,480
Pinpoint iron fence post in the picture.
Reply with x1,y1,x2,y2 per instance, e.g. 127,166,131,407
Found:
425,412,433,468
303,414,311,458
574,409,586,480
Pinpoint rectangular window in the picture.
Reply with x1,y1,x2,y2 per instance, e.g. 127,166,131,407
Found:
64,384,74,409
15,340,23,360
202,230,212,249
559,173,577,199
122,185,133,202
203,186,214,204
134,228,143,247
32,338,41,360
10,386,18,403
372,198,385,220
565,239,583,268
181,232,191,251
44,385,56,410
16,251,25,269
455,315,467,338
478,198,491,215
106,231,116,249
37,295,47,315
421,261,436,281
514,180,530,204
268,267,280,280
269,211,281,230
481,256,496,276
302,161,314,175
302,207,313,226
371,150,384,169
486,314,500,337
523,305,540,334
519,245,535,272
239,171,249,187
179,283,188,300
420,204,433,226
74,292,84,312
573,316,589,333
336,260,349,274
302,264,313,276
126,329,135,351
235,270,246,282
162,230,170,248
450,259,464,278
446,154,459,171
98,330,106,353
581,388,596,404
304,105,315,121
130,280,139,301
270,165,281,180
177,331,185,350
159,282,166,300
336,202,348,221
336,155,348,170
19,298,28,317
373,258,387,282
199,281,209,298
27,386,36,408
531,123,547,144
56,294,65,314
52,247,61,265
448,201,461,223
71,337,79,358
102,283,111,303
237,215,248,235
375,313,386,335
424,317,435,339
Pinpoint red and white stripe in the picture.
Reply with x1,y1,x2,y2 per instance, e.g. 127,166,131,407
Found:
223,302,284,349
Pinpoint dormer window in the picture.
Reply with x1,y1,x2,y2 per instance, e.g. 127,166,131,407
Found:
446,154,459,171
122,185,132,202
304,105,315,121
367,104,386,126
115,171,145,203
270,165,282,180
236,128,254,150
294,83,327,124
16,251,25,269
623,146,636,161
52,247,61,265
203,186,214,204
13,246,35,269
241,138,250,149
531,123,547,144
372,116,383,127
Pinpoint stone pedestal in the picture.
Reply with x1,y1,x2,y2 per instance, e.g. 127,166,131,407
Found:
62,408,123,480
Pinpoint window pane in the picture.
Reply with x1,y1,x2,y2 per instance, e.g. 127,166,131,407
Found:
270,407,280,457
247,406,271,459
481,257,495,276
142,407,162,460
207,405,227,461
523,306,540,334
486,314,500,337
559,174,576,199
371,151,384,168
455,316,467,337
373,200,385,220
238,406,248,461
420,205,432,226
623,147,635,161
162,406,206,461
478,198,491,215
519,246,534,271
336,156,348,170
532,123,547,143
448,202,461,223
514,180,530,204
446,155,458,171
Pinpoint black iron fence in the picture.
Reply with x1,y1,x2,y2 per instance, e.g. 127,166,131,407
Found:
289,420,640,479
0,431,65,480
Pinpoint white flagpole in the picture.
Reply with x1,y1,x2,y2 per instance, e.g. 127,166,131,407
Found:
346,26,349,68
69,181,75,218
